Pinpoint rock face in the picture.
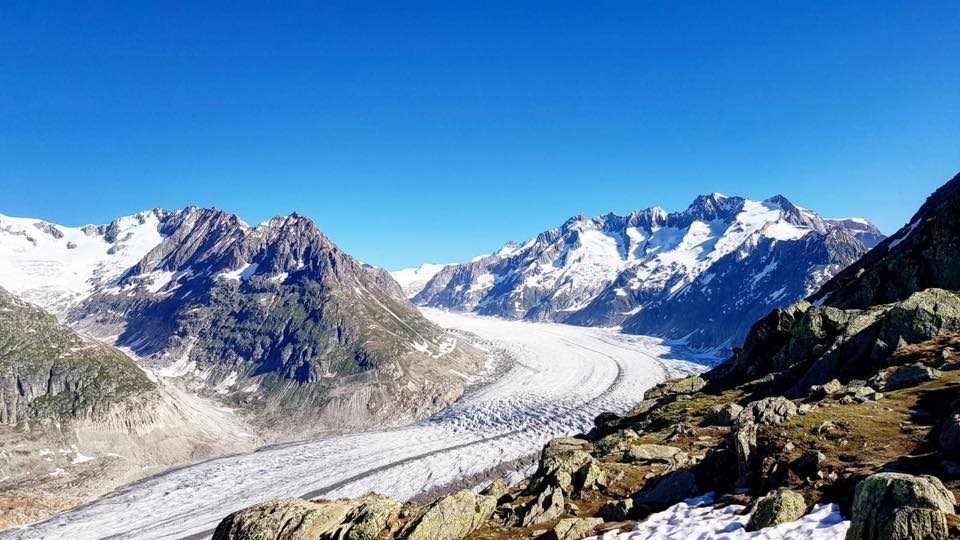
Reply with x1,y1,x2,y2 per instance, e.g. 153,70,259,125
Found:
212,495,401,540
399,491,496,540
846,473,956,540
748,490,806,530
413,194,880,348
0,207,483,436
0,287,154,424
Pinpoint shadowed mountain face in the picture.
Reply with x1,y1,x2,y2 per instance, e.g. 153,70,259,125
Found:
0,207,482,436
414,194,882,349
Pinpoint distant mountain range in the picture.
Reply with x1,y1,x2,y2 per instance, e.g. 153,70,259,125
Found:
409,193,883,348
0,207,483,436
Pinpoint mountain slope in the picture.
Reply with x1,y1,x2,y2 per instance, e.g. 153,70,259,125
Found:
414,194,882,348
0,208,483,436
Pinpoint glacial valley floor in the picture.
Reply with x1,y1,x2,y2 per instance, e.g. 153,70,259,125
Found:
3,309,715,540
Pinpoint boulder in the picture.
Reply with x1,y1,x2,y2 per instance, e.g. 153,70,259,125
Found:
623,444,682,464
702,403,744,427
632,469,698,510
594,429,640,456
529,438,597,495
883,364,942,390
481,479,509,500
939,407,960,452
846,472,956,540
643,376,706,400
732,421,760,481
399,491,496,540
809,379,844,399
790,450,826,480
736,397,798,426
597,498,640,522
520,487,564,527
213,494,401,540
551,517,603,540
747,490,806,531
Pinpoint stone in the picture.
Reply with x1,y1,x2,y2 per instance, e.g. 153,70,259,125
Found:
632,469,698,510
702,403,744,427
213,494,401,540
623,444,682,464
846,472,956,540
551,517,603,540
481,479,508,500
940,360,960,371
747,490,806,531
594,429,640,456
643,376,706,400
809,379,844,399
883,364,942,390
520,487,565,527
399,491,496,540
598,498,638,522
732,421,760,481
530,438,597,495
790,450,826,480
940,407,960,451
736,397,798,427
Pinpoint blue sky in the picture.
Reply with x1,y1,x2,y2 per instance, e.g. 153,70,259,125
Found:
1,2,958,269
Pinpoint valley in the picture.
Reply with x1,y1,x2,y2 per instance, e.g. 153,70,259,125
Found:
1,309,713,540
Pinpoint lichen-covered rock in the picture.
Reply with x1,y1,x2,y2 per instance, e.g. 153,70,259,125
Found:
551,517,603,540
623,444,682,464
481,479,509,500
519,487,564,527
747,490,806,531
883,364,942,390
213,494,401,540
809,379,844,399
732,421,759,482
846,472,956,540
399,491,496,540
643,376,706,400
529,438,598,495
594,429,640,456
632,469,698,510
702,403,744,426
736,397,798,426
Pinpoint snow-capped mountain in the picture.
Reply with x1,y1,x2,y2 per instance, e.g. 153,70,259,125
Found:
414,193,883,348
390,263,453,298
0,208,482,436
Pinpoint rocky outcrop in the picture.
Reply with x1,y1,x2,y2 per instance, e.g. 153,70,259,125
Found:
551,517,602,540
0,288,154,424
846,473,956,540
399,491,496,540
213,495,401,540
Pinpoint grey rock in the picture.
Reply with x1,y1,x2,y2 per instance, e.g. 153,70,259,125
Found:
736,397,798,427
748,490,806,531
791,450,826,480
809,379,844,399
623,444,683,464
846,472,956,540
633,469,698,509
883,364,942,390
520,487,564,527
399,491,496,540
551,517,603,540
702,403,744,426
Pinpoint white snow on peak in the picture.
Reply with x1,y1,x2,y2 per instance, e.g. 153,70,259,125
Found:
390,263,453,298
0,211,165,313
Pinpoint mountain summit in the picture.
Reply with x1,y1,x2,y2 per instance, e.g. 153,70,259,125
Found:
414,194,883,348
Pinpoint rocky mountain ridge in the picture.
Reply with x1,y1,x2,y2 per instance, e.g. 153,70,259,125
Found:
414,193,883,349
0,207,484,436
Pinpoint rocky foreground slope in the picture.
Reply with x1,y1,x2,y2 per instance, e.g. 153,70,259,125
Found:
0,208,483,437
214,172,960,540
414,194,882,349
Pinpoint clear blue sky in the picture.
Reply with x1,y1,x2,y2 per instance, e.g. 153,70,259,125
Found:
1,2,958,269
